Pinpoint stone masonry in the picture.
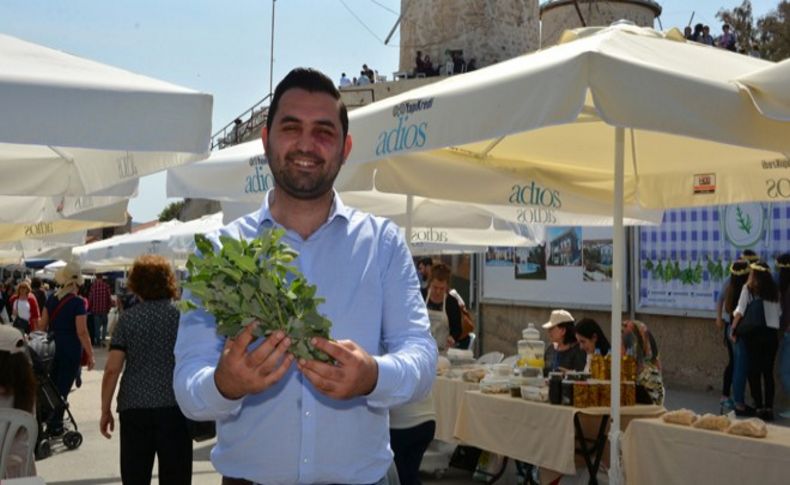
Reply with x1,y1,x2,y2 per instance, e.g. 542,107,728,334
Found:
540,0,662,47
399,0,540,73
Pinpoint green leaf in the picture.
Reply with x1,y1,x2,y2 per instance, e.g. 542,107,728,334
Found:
182,228,333,354
194,234,214,255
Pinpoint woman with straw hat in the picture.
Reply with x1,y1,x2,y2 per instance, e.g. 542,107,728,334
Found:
39,261,94,435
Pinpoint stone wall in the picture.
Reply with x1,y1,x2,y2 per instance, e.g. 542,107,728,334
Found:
540,0,661,47
399,0,540,73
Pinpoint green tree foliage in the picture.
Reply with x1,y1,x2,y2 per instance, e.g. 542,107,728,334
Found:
158,200,185,222
717,1,790,61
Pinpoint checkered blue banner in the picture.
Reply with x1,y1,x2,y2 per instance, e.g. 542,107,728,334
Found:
638,202,790,311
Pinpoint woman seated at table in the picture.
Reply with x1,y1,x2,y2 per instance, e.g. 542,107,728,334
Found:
421,262,466,351
623,319,665,405
574,317,611,373
543,309,586,375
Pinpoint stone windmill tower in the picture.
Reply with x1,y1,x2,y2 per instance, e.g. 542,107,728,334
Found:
398,0,540,73
540,0,662,47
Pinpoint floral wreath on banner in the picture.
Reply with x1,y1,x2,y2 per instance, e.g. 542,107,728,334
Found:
719,203,769,249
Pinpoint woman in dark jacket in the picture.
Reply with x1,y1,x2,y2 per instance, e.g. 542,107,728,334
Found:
100,254,192,484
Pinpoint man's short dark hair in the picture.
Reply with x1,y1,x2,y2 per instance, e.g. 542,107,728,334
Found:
418,257,433,267
266,68,349,138
31,278,42,289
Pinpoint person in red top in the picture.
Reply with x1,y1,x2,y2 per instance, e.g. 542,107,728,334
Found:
9,281,40,334
88,274,113,345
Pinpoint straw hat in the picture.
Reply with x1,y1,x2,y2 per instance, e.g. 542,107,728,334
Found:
542,309,575,329
54,261,84,298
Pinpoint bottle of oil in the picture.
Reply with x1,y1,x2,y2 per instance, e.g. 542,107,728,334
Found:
622,348,637,382
591,349,604,380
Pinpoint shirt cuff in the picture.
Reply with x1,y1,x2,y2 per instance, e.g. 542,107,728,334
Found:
195,366,245,416
365,355,399,408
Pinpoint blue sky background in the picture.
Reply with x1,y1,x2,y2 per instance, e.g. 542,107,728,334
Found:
0,0,778,221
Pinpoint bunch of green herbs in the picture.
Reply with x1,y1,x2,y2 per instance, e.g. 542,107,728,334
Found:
179,229,332,362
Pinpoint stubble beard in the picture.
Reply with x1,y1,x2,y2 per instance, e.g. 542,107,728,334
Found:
268,147,343,201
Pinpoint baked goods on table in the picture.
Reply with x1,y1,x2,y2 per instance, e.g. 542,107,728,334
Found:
692,413,730,432
726,418,768,438
662,409,698,426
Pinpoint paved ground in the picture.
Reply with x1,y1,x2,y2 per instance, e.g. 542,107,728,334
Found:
33,346,788,484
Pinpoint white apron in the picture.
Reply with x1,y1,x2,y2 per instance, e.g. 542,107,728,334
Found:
428,297,449,352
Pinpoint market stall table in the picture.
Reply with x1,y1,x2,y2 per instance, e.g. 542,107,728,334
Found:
432,375,479,443
622,417,790,485
454,391,664,483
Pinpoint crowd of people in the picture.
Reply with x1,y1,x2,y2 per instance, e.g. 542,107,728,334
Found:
683,22,760,57
715,250,790,421
339,63,379,87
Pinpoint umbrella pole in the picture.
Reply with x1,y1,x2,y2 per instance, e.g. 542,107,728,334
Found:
405,194,414,250
609,126,625,485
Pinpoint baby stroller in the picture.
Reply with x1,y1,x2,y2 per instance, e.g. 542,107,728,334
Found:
27,331,83,459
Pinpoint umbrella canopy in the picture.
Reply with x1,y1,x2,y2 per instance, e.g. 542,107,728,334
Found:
0,231,85,265
167,140,661,232
342,24,790,484
72,220,181,269
0,196,128,242
73,213,227,269
345,25,789,212
220,199,537,250
0,33,212,196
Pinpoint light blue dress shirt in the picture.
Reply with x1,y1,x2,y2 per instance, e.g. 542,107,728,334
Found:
173,191,437,485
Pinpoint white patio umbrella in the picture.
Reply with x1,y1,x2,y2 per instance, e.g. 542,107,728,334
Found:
0,197,128,242
220,199,537,250
342,24,790,483
0,33,212,196
74,213,227,270
72,220,181,270
167,139,662,226
0,231,85,265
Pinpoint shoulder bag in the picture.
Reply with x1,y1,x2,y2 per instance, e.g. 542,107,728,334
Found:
734,297,766,338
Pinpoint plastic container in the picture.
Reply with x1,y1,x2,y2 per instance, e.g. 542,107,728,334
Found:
480,376,510,394
517,323,545,369
493,363,512,377
549,372,563,405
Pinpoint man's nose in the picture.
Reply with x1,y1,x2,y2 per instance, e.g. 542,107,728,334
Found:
295,129,317,152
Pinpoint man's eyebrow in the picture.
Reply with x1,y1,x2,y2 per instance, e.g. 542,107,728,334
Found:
277,115,337,130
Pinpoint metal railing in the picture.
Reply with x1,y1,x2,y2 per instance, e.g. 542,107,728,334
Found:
210,94,272,151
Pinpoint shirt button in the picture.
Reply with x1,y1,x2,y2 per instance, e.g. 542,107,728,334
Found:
305,411,311,417
303,458,308,463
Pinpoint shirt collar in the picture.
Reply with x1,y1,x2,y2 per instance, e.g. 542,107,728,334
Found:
256,188,353,229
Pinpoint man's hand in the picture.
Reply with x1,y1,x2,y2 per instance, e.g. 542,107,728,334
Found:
214,325,294,400
297,338,378,400
715,317,723,330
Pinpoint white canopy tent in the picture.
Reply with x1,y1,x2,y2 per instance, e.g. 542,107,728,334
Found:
0,33,212,196
341,25,790,483
168,139,662,227
0,231,85,265
0,196,129,242
73,212,227,270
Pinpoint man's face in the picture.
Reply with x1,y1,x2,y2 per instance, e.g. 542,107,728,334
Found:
262,88,351,200
428,279,448,304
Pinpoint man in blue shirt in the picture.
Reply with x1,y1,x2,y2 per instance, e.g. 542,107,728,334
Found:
173,68,437,485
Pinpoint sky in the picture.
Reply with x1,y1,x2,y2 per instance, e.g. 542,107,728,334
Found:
0,0,779,222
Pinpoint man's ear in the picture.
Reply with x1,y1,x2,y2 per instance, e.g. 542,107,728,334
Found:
261,126,269,147
341,134,353,164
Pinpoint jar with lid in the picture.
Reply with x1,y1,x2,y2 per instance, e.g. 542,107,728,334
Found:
517,323,545,369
